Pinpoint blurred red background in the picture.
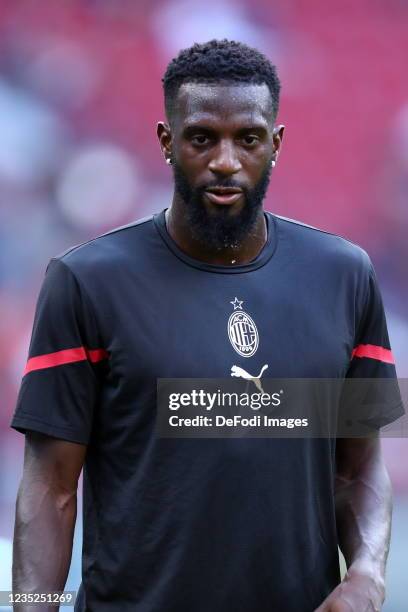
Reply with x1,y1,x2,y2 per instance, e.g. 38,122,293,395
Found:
0,1,406,609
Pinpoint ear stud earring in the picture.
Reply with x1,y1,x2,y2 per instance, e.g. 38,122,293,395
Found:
166,157,172,165
271,160,276,168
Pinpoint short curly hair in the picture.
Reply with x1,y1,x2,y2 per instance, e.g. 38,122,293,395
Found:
162,39,281,123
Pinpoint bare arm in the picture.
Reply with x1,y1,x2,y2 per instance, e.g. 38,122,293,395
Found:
13,432,86,611
315,435,392,611
335,435,392,580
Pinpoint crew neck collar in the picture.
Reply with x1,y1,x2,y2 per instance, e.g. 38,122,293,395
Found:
153,208,278,274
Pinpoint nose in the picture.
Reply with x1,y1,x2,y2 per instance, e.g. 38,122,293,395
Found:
208,140,242,177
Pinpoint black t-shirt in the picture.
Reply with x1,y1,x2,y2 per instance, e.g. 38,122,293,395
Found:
11,210,404,612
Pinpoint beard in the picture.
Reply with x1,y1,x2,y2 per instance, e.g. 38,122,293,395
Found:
172,160,272,251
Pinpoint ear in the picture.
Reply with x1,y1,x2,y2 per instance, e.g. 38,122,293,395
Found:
272,124,285,161
157,121,172,163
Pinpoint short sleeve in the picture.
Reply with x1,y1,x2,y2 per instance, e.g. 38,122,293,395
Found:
10,258,109,444
343,257,405,430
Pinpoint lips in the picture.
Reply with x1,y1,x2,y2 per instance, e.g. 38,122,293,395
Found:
204,187,243,206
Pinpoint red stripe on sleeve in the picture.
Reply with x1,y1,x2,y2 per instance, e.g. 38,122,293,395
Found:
24,347,109,376
87,348,110,363
351,344,395,364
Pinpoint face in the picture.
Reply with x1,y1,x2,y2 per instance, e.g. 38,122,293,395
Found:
158,82,284,250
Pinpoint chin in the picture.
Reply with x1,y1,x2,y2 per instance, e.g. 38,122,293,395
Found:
202,197,246,217
187,199,261,250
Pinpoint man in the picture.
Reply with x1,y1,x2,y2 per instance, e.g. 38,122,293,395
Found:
11,39,404,611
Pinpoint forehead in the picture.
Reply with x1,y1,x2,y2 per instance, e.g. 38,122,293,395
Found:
174,82,274,127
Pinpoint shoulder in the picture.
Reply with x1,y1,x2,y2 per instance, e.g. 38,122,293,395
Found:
49,214,155,279
273,213,372,275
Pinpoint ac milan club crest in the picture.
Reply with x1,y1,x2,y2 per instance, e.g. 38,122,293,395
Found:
227,297,259,358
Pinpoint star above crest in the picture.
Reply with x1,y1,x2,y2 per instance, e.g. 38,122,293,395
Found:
230,297,243,310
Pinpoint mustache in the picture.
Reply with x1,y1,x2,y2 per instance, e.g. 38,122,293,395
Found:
197,180,246,192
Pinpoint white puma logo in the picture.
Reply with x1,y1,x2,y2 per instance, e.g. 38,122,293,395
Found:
230,364,269,393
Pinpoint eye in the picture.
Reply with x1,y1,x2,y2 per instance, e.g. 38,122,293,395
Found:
191,134,210,146
241,135,260,146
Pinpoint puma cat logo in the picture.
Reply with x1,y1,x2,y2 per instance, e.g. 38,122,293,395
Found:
230,364,269,393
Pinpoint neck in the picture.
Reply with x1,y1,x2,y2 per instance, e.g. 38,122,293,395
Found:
165,197,267,266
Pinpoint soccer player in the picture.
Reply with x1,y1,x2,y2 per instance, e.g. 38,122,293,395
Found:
11,40,404,611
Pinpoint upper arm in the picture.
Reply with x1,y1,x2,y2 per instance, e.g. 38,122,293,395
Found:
342,255,404,433
21,431,87,494
10,258,108,445
335,436,382,482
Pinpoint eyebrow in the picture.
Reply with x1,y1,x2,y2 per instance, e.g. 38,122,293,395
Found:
182,123,269,136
